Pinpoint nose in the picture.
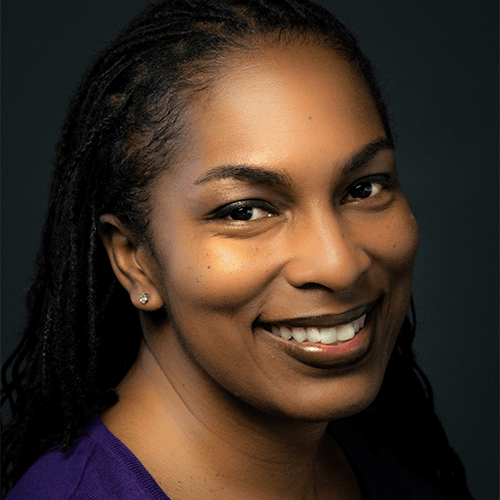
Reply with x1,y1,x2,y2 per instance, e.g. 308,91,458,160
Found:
282,209,371,292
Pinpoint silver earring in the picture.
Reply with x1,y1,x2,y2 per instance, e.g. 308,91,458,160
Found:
139,292,149,305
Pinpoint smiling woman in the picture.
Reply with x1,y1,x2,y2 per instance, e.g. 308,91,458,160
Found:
1,1,474,499
107,45,418,429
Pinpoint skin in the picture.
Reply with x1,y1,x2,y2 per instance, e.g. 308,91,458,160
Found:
100,41,419,499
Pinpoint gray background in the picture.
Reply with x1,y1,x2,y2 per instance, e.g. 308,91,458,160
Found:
2,1,498,498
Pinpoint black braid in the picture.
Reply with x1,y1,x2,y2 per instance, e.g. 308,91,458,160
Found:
1,1,471,497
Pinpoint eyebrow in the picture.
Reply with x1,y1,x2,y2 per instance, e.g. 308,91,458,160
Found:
193,138,393,187
194,164,292,188
342,138,394,174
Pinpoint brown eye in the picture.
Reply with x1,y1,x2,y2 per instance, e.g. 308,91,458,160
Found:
344,175,393,203
229,206,260,221
348,181,382,200
212,199,278,221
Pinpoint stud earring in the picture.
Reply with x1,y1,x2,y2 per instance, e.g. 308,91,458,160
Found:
139,292,149,305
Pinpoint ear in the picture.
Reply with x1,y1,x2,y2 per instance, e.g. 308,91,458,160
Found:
98,214,164,311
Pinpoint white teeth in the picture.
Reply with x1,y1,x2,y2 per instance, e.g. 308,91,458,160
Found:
336,323,355,341
320,327,337,344
291,327,307,342
269,313,366,344
279,326,292,340
352,314,366,333
306,327,321,343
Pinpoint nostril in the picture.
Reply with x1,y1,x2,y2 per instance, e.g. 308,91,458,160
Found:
294,282,333,291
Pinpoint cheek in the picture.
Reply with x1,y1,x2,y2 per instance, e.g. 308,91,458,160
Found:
163,236,275,311
357,202,419,274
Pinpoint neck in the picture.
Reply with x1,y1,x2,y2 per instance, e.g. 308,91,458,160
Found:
102,339,359,500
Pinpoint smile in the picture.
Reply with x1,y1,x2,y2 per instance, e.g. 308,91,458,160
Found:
256,302,376,368
269,315,366,345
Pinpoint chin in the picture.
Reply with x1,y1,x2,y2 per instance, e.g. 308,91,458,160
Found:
244,363,387,424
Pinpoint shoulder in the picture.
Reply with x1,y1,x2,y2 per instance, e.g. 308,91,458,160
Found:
7,416,169,500
7,424,99,500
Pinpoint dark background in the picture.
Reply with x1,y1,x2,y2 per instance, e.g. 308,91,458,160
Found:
2,1,498,498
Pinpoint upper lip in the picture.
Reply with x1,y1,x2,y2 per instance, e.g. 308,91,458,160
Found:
257,301,375,329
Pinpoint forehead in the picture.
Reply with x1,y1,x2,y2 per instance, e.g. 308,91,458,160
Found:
172,42,385,182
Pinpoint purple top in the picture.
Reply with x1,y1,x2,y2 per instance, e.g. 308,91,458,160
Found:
7,416,444,499
7,416,170,500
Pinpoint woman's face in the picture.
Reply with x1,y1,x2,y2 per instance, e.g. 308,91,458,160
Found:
143,42,419,421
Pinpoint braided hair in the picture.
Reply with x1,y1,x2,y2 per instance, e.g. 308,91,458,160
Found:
1,0,472,497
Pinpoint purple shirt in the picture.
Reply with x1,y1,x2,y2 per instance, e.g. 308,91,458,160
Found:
7,416,170,500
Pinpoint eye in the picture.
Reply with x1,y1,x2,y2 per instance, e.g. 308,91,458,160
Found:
344,175,393,202
348,181,382,199
211,200,278,221
227,205,273,221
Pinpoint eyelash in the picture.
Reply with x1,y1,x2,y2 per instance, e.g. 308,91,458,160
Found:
210,175,393,222
210,199,278,221
343,174,393,202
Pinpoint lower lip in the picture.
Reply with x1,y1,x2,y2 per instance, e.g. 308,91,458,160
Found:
257,323,374,369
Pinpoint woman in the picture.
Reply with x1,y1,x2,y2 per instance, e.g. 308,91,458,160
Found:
1,0,473,498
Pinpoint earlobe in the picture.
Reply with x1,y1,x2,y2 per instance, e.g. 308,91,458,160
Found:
98,214,164,311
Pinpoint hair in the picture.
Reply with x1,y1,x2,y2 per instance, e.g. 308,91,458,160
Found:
1,0,472,497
